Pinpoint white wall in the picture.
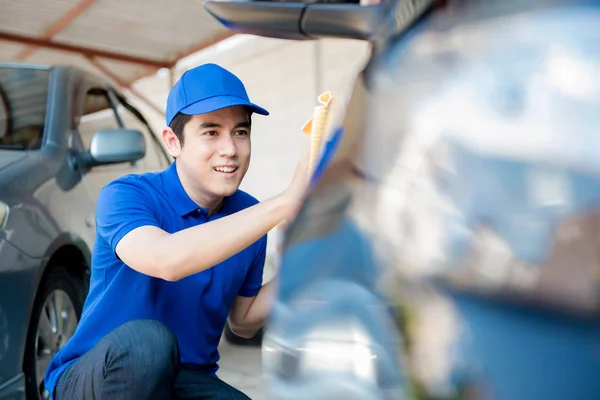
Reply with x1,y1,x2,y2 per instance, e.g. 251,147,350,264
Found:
129,35,370,261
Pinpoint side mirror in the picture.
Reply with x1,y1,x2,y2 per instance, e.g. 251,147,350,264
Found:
202,0,435,42
84,128,146,168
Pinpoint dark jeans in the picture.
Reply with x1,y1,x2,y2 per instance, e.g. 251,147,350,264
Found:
54,319,250,400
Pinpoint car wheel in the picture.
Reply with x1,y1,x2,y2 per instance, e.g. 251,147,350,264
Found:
23,266,84,400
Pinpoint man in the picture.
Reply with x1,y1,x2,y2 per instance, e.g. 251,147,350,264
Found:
44,63,308,399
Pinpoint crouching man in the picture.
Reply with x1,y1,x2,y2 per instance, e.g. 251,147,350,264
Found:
44,63,308,399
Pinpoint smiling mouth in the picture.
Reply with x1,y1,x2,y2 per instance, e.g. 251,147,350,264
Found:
214,166,238,174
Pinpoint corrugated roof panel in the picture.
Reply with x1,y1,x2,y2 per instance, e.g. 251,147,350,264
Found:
25,47,98,74
0,0,233,85
92,57,157,85
53,0,228,62
0,40,27,60
0,0,81,37
24,49,148,85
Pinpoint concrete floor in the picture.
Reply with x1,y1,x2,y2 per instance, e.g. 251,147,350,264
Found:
217,340,266,400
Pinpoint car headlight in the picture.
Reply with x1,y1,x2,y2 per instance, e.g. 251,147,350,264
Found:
262,320,392,400
262,280,405,399
295,321,378,383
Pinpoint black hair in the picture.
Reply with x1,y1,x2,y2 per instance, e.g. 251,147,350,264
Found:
168,109,253,147
169,112,192,146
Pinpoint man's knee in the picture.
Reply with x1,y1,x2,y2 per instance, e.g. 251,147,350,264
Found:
55,320,180,399
108,319,180,372
121,319,179,349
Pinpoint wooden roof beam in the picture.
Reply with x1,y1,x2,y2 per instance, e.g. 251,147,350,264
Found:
0,30,172,69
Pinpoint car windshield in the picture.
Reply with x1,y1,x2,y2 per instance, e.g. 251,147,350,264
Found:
0,66,50,151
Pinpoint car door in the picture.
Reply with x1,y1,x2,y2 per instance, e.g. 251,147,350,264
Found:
71,83,168,205
67,82,125,248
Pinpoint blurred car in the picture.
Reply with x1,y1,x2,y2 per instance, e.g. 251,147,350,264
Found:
0,63,171,400
204,0,600,399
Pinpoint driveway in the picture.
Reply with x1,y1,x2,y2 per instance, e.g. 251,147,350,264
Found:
218,340,266,400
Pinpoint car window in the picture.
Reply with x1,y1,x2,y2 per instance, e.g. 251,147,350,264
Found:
72,87,142,180
115,100,170,171
76,88,120,150
0,67,49,151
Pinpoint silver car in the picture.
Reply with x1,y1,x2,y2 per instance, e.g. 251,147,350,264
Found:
0,63,170,400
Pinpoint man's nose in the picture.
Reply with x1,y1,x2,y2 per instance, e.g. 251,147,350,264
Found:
217,134,237,157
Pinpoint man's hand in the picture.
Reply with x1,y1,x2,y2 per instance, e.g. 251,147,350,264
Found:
281,148,310,220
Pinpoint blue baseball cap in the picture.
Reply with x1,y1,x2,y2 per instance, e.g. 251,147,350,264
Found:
165,63,269,126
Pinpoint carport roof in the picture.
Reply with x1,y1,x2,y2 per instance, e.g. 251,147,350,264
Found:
0,0,234,87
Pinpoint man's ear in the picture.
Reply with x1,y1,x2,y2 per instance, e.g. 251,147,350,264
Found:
162,127,182,158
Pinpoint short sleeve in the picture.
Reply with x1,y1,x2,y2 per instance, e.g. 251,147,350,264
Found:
238,235,267,297
96,178,160,255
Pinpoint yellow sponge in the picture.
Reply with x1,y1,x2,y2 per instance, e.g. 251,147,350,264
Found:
301,91,335,179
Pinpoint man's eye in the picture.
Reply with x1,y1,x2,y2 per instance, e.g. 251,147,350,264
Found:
235,130,249,136
204,131,218,136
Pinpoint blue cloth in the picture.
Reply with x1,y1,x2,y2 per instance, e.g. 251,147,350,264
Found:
166,63,269,126
44,161,267,398
310,126,343,185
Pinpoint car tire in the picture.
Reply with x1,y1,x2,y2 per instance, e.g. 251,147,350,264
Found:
223,322,264,346
23,266,84,400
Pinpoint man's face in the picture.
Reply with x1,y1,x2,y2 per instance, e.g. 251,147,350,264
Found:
171,106,251,201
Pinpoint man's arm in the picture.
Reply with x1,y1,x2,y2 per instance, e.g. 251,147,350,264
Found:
228,280,276,338
117,195,288,282
115,152,308,282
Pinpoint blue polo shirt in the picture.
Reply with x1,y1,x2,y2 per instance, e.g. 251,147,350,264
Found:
44,161,267,397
